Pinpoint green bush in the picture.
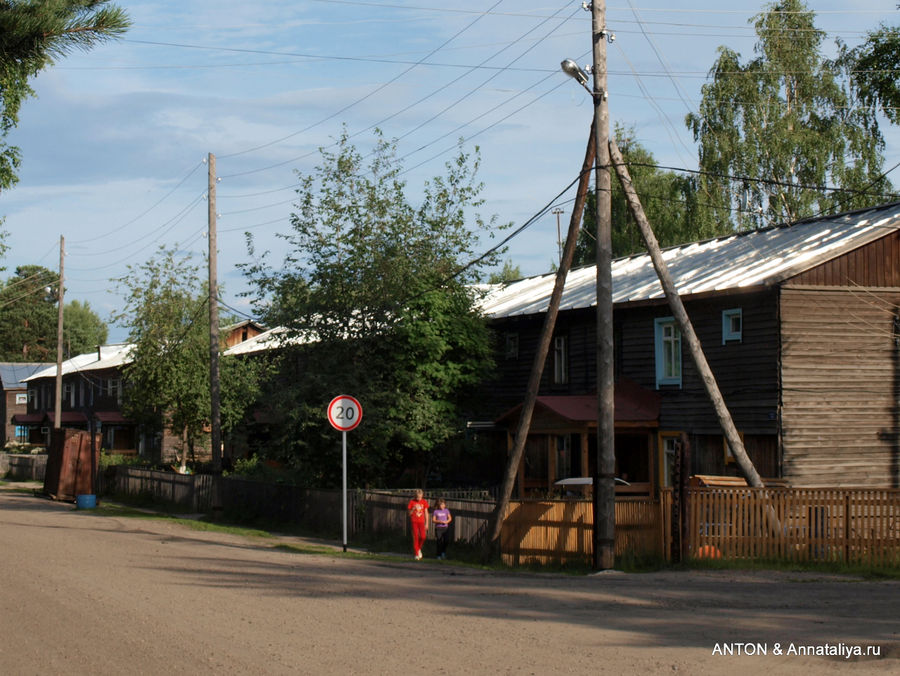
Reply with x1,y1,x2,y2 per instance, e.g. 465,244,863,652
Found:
99,452,148,469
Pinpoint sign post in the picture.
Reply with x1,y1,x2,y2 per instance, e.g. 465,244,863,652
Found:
327,395,362,552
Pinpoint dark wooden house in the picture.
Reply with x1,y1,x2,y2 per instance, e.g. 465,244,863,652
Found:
16,324,264,462
0,362,53,445
477,202,900,493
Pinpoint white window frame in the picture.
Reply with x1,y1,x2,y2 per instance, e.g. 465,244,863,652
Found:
654,317,682,388
553,335,568,385
15,393,28,405
108,378,122,405
722,308,743,344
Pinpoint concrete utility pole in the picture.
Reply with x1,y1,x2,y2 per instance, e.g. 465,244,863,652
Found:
208,153,222,472
54,235,65,430
591,0,616,571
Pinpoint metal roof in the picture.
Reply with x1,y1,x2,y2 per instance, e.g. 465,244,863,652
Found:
0,362,53,390
25,344,134,382
479,202,900,318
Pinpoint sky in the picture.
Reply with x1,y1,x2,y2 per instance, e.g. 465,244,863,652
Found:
2,0,899,343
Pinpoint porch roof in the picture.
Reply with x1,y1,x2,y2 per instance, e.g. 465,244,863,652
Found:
495,379,660,427
11,413,44,425
44,412,88,425
94,411,131,424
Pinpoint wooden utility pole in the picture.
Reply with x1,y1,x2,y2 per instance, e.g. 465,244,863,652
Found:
208,153,222,472
54,235,65,430
608,138,764,488
591,0,616,571
487,120,597,550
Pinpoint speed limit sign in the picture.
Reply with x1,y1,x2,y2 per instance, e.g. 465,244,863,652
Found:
327,395,363,432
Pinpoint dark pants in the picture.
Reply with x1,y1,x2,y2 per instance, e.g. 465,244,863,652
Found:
435,526,450,557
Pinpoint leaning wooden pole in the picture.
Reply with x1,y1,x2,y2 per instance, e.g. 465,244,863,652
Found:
608,137,765,489
486,120,597,552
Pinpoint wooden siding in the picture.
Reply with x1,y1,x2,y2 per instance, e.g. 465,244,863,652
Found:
787,230,900,287
779,286,900,487
617,291,780,436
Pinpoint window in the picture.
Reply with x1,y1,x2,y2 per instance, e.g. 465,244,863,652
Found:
654,317,681,388
15,393,27,405
504,332,519,360
553,335,568,385
27,388,35,406
108,378,122,405
63,382,74,407
722,308,742,344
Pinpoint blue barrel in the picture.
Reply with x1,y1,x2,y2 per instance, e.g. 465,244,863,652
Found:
76,494,97,509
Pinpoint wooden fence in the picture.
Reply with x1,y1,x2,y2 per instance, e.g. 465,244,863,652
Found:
98,468,900,568
687,487,900,566
500,495,671,566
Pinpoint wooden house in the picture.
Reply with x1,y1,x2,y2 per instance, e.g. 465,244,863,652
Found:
477,202,900,493
0,362,53,446
16,324,265,461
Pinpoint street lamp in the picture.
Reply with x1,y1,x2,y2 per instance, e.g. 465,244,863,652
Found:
560,59,591,90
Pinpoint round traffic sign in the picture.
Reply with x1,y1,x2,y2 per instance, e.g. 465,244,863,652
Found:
327,395,363,432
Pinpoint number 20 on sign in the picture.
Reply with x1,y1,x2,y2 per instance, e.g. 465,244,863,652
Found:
327,395,362,431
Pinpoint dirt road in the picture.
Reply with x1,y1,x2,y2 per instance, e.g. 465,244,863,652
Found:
0,487,897,675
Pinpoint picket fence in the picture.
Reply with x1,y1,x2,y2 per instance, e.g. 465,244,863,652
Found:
98,468,900,567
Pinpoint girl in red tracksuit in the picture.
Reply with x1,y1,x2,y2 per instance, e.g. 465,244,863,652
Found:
407,489,429,560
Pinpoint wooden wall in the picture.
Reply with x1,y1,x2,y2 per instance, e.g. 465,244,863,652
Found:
779,286,900,487
788,230,900,288
616,291,780,436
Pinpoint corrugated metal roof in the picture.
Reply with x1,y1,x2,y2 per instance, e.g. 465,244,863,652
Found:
25,344,134,381
480,202,900,318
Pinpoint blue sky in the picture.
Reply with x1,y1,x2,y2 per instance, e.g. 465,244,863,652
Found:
2,0,899,343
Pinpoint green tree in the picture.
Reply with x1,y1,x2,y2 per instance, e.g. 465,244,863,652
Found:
488,259,522,283
0,264,56,360
686,0,892,232
838,9,900,126
576,124,714,263
0,1,130,192
63,299,107,355
114,247,263,469
243,130,501,487
0,265,109,360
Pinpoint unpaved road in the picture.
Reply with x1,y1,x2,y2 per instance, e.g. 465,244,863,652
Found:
0,487,897,676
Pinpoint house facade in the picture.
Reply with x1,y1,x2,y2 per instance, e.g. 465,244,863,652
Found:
15,323,265,462
478,202,900,493
0,362,53,446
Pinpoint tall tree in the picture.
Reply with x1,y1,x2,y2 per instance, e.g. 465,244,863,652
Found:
63,298,107,355
114,247,262,468
838,9,900,127
0,1,130,193
0,265,108,360
576,124,714,263
686,0,892,232
0,264,56,360
243,130,502,487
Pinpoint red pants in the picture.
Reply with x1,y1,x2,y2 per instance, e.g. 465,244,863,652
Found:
411,520,427,555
